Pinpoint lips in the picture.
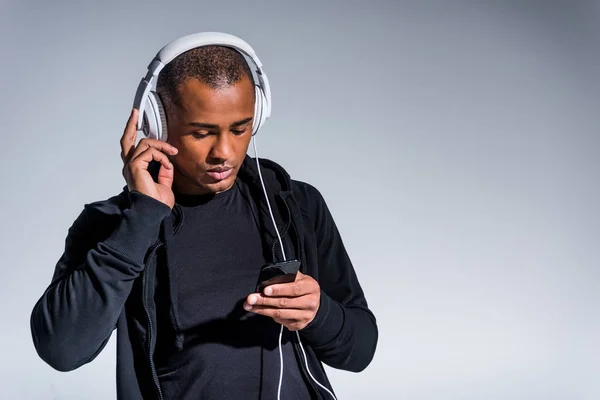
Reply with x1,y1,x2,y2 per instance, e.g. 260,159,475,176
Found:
206,167,233,181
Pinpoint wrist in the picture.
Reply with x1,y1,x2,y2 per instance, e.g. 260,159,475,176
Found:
300,291,345,347
102,190,172,262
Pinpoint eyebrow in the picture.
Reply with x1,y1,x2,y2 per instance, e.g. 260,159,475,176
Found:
189,117,253,130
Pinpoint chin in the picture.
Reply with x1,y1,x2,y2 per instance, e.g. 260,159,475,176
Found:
199,176,236,194
175,167,239,195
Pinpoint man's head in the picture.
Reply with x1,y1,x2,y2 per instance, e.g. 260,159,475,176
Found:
156,45,256,196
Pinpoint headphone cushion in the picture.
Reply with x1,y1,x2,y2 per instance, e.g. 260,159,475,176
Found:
154,93,168,141
253,85,263,135
146,91,168,141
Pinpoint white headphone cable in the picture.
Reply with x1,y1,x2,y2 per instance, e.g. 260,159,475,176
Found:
252,135,286,260
252,135,336,400
252,135,285,400
296,331,338,400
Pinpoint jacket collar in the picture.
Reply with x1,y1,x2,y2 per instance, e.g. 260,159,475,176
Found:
237,154,293,195
235,155,296,262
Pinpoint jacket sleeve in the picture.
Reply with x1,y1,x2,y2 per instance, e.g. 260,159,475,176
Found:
298,183,378,372
30,191,172,372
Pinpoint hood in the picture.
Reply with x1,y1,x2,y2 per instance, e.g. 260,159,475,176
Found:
237,154,293,195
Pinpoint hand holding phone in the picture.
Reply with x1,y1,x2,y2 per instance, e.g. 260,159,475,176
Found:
246,262,321,331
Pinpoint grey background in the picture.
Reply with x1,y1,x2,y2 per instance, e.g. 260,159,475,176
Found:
1,1,599,399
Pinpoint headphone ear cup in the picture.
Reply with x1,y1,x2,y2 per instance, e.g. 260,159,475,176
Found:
146,91,168,141
138,100,152,139
260,86,268,128
252,85,263,136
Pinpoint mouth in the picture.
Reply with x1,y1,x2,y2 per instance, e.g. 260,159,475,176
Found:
207,166,232,173
206,166,234,181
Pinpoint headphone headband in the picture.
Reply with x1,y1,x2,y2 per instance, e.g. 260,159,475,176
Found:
157,32,263,68
133,32,271,134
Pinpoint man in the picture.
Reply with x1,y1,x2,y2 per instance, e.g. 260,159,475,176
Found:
30,37,378,399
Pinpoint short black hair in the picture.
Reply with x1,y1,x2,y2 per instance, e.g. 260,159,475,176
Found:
156,45,255,114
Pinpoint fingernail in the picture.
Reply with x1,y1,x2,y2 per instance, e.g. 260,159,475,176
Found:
248,295,257,305
243,303,252,310
264,287,273,296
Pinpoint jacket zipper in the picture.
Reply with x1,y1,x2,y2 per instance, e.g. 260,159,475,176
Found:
142,242,164,400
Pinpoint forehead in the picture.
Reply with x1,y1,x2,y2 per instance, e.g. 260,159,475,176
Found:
175,76,255,117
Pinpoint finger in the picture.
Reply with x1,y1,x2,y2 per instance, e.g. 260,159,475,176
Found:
245,293,317,310
273,318,296,326
263,277,316,298
120,108,139,163
273,319,304,331
156,157,175,188
130,138,178,161
244,305,309,322
129,147,174,172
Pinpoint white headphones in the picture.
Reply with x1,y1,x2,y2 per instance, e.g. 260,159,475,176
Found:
132,31,272,141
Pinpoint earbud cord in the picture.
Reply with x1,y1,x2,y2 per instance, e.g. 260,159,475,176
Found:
252,135,286,400
252,135,337,400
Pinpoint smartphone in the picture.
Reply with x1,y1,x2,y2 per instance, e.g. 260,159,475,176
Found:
256,259,301,293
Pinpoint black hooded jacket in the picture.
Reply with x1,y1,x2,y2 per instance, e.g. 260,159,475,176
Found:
30,155,378,399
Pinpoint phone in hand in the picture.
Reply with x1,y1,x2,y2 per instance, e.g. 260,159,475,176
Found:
256,259,301,293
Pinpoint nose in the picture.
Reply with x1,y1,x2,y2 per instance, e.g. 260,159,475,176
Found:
208,132,232,163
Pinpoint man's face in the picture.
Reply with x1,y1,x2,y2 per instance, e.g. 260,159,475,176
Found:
165,75,255,195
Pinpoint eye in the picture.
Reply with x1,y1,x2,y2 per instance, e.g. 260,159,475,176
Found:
231,128,247,136
192,132,209,140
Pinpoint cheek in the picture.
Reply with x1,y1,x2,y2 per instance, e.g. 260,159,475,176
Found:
234,134,253,154
171,140,208,167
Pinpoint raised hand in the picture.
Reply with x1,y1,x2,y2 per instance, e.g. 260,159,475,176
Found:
120,108,179,208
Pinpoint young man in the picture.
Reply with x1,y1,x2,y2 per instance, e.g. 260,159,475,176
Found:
30,36,378,399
